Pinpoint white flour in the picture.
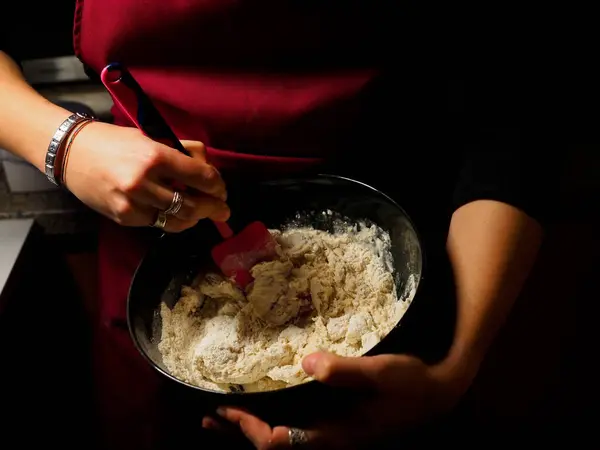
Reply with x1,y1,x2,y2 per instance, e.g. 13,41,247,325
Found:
158,220,411,393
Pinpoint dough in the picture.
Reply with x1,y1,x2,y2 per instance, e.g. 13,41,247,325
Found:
158,220,412,393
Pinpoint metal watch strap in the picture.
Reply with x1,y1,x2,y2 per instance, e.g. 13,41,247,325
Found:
45,112,94,186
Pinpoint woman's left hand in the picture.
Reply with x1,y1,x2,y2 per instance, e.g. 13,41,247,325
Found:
204,351,471,449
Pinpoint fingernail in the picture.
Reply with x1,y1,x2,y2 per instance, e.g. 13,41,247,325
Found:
202,417,215,429
219,190,228,202
302,353,320,376
216,407,227,417
213,208,230,222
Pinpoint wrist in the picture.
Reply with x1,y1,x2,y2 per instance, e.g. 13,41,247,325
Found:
0,85,72,172
58,117,96,188
27,105,75,173
430,345,484,397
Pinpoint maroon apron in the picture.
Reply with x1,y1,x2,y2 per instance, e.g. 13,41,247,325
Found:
74,0,386,446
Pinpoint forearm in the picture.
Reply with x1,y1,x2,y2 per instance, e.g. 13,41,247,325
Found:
443,199,543,386
0,51,71,171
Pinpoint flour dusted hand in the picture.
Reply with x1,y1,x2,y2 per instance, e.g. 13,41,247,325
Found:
158,221,411,392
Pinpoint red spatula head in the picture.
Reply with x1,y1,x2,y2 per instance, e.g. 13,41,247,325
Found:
211,221,278,288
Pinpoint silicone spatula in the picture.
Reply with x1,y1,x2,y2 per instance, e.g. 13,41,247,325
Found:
100,62,277,288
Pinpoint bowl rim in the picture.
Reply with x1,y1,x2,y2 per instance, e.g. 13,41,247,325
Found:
126,173,426,397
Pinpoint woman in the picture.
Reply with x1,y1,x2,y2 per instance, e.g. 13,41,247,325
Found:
0,1,553,448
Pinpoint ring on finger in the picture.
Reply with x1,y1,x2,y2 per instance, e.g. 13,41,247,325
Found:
288,428,310,448
164,190,184,216
152,210,168,229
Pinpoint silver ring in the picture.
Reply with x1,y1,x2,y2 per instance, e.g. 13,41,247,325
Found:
164,191,184,216
288,428,309,448
152,210,168,229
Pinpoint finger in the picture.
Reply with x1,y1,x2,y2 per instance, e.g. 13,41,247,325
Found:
144,205,201,233
217,408,355,450
180,192,230,221
130,181,230,222
157,149,226,200
110,195,202,233
202,416,225,431
271,426,295,450
161,215,201,233
181,142,226,200
109,196,156,227
275,424,348,450
180,140,207,161
202,415,241,434
302,352,392,389
217,407,280,449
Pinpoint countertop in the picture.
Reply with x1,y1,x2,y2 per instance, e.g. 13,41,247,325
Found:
0,164,99,236
0,218,34,295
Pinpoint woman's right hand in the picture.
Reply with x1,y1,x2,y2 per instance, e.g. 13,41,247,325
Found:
64,121,230,232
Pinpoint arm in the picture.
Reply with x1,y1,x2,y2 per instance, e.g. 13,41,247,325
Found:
439,134,557,388
0,51,72,169
212,199,548,448
443,199,543,388
438,28,559,382
0,50,228,230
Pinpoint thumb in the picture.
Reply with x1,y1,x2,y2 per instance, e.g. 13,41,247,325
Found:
302,352,387,389
180,140,208,161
